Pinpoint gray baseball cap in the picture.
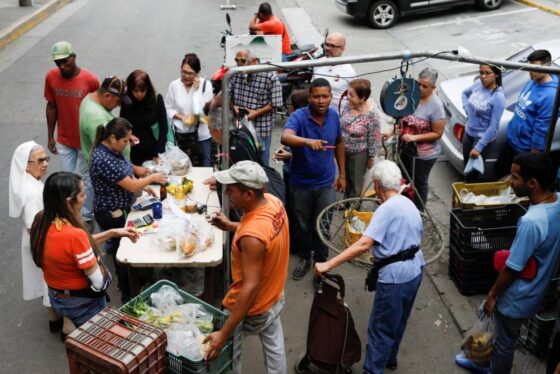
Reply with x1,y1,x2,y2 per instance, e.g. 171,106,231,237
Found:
214,161,268,189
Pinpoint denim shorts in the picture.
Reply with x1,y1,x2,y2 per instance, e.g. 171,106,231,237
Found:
48,290,106,327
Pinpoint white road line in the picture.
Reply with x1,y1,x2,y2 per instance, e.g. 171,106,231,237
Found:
401,8,537,31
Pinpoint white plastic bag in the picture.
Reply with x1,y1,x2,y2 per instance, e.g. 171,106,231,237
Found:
160,145,192,176
150,285,184,314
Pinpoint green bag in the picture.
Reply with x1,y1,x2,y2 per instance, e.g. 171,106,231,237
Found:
151,119,176,146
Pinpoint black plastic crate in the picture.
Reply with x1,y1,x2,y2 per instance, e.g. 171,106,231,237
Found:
449,260,497,295
540,278,560,312
450,205,526,255
518,310,557,356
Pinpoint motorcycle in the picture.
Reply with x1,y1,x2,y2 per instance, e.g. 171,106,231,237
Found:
210,12,326,108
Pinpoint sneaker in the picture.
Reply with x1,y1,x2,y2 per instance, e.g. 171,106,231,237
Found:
386,361,398,371
454,352,490,374
292,258,311,280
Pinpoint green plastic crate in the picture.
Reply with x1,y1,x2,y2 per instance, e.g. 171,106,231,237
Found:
121,280,242,374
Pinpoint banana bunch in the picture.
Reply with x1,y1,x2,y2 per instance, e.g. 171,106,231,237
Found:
182,178,194,193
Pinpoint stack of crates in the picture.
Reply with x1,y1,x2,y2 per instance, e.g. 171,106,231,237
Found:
449,204,526,295
518,278,559,356
65,307,167,373
121,280,242,374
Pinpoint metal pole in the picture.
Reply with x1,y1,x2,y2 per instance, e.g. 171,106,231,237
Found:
546,74,560,154
220,0,236,10
220,49,560,290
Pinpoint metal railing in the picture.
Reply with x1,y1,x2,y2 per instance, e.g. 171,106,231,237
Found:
220,50,560,287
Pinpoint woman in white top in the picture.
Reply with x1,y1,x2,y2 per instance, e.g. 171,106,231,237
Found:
9,141,61,332
165,53,214,166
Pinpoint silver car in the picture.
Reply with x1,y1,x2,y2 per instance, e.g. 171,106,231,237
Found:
438,40,560,179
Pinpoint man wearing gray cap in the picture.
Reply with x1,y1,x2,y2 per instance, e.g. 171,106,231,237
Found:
44,41,99,173
204,161,289,374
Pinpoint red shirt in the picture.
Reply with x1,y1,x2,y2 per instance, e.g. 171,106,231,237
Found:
44,68,99,148
255,16,292,55
43,223,97,290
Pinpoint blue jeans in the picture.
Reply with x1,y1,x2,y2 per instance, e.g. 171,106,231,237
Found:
289,184,335,262
490,310,524,374
57,143,80,173
364,272,423,374
78,151,94,222
200,138,212,167
260,135,271,167
48,290,106,327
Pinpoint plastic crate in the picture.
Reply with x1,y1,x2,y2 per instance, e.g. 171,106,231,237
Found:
452,181,529,209
450,205,526,255
65,307,167,374
540,278,560,312
449,262,497,295
121,280,242,374
518,310,557,356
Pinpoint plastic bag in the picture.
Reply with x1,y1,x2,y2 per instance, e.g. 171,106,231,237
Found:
150,285,184,314
461,312,495,364
160,145,192,176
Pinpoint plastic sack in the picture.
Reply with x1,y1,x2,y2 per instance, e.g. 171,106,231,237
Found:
166,327,207,361
160,145,192,176
150,285,184,314
461,312,495,364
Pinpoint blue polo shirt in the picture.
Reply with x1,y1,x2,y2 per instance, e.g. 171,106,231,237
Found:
285,106,342,189
90,143,135,212
497,195,560,319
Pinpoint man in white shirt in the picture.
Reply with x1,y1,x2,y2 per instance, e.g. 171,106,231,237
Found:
312,32,356,112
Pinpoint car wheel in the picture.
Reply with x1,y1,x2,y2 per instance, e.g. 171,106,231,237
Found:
367,0,398,29
476,0,503,10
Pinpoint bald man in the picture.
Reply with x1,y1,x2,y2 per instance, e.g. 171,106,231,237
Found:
312,32,356,113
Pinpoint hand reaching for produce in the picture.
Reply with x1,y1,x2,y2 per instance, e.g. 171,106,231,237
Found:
203,330,227,362
203,176,217,191
114,228,139,243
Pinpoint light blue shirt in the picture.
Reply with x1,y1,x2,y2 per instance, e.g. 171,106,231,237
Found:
363,195,425,284
497,194,560,319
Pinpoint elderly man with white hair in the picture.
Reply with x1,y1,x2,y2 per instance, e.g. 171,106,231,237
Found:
315,159,424,374
312,32,356,112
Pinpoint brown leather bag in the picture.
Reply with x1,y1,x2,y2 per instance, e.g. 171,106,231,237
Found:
306,274,362,371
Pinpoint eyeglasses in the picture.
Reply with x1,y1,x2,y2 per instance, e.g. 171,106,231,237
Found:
28,156,50,164
234,58,248,64
325,42,343,49
479,70,494,76
181,71,197,77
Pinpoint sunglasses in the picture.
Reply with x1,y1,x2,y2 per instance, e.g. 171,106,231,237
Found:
234,58,248,64
325,42,343,49
28,156,50,164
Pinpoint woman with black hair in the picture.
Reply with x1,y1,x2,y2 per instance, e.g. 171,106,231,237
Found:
120,70,168,165
30,172,138,338
89,117,167,301
164,53,214,166
461,64,506,182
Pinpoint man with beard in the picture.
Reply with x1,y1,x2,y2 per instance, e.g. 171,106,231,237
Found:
281,78,346,280
44,41,99,173
456,153,560,374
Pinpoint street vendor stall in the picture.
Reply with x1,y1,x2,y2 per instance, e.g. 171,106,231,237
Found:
116,167,223,298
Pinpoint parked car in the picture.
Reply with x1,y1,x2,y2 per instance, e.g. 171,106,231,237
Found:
335,0,504,29
438,40,560,179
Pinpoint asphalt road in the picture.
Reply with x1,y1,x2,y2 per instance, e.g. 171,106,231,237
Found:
0,0,555,372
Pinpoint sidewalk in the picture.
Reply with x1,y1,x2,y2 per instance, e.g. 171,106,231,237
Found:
0,0,70,49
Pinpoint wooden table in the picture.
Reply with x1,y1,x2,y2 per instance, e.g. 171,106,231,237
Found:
116,167,223,298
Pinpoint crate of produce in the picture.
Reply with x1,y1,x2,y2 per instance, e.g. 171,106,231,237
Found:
518,310,557,356
452,181,530,210
121,279,242,374
344,210,373,248
65,307,167,374
450,204,526,256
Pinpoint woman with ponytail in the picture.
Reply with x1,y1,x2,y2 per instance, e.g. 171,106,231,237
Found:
30,172,138,339
89,117,167,302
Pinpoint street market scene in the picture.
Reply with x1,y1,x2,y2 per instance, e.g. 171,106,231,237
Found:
1,0,560,373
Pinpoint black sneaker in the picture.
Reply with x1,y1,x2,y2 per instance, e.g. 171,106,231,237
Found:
292,258,311,280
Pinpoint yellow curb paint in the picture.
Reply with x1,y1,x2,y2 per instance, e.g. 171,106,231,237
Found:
514,0,560,16
0,0,71,50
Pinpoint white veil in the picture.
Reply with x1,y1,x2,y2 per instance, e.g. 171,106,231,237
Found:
9,141,40,218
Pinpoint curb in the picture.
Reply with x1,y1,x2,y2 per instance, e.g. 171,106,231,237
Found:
0,0,72,50
514,0,560,16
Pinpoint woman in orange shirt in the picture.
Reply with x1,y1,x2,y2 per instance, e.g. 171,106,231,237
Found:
30,172,138,339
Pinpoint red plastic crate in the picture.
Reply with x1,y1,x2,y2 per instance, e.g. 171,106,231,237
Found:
65,307,167,374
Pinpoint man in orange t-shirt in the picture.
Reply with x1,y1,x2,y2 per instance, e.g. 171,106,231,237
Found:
249,2,292,60
204,161,289,374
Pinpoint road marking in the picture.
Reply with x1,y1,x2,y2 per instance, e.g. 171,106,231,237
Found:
401,8,537,30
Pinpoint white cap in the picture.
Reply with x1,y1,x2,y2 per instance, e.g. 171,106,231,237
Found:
214,161,268,189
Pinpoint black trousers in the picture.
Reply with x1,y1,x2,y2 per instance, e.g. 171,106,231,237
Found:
400,152,437,212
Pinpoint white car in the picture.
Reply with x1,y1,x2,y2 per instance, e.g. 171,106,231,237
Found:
438,40,560,179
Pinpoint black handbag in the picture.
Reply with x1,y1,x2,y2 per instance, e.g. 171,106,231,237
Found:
365,246,420,291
